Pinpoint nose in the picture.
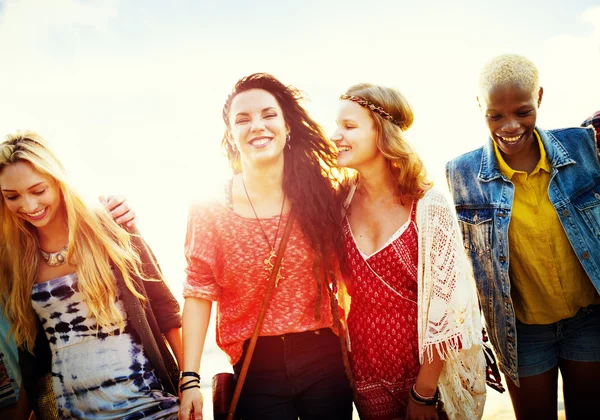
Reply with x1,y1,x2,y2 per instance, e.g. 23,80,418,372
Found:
250,118,266,132
501,118,520,134
330,128,343,143
21,195,39,213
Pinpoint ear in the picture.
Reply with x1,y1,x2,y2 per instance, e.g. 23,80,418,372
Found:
225,131,235,146
476,96,482,112
285,123,291,136
537,87,544,108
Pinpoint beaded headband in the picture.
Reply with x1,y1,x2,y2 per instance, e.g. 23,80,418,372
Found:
340,94,402,127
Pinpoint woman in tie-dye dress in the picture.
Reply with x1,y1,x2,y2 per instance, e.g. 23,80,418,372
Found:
0,131,182,419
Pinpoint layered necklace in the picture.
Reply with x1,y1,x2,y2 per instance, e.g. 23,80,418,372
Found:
39,244,69,267
242,177,287,287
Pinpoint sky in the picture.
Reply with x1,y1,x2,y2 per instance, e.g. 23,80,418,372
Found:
1,0,599,293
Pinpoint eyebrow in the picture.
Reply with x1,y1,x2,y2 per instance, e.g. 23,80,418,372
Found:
1,181,46,193
235,107,277,117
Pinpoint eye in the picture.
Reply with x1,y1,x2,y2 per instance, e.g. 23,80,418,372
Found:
235,118,250,125
517,110,533,117
4,195,18,201
34,189,47,195
345,125,356,130
486,115,501,121
264,113,277,119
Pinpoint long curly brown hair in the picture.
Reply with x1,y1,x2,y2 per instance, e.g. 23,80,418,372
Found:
221,73,347,319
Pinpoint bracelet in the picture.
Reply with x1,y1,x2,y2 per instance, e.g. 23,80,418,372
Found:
409,385,440,407
179,378,200,392
179,371,201,380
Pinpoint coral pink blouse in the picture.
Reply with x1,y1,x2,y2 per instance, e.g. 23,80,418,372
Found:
184,201,334,364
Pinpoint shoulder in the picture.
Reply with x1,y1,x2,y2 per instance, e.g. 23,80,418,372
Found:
188,200,230,225
547,126,595,146
417,189,455,221
445,147,484,173
545,127,598,162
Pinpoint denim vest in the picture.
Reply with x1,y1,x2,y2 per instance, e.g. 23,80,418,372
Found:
445,127,600,384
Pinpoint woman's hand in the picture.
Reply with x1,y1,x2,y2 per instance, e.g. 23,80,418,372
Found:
100,195,136,229
178,388,204,420
406,398,439,420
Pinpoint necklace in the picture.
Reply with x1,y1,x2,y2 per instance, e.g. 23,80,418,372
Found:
242,177,286,286
39,244,69,267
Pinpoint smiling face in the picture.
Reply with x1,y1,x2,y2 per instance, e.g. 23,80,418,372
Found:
479,84,543,158
331,99,382,170
0,160,65,231
227,88,289,170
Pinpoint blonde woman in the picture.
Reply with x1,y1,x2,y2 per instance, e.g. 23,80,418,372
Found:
332,85,486,419
0,131,182,419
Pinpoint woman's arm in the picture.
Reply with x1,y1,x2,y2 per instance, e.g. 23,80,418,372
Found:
178,297,212,420
406,339,446,420
165,328,183,368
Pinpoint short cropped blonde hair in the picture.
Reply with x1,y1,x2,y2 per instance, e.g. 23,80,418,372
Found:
479,54,539,96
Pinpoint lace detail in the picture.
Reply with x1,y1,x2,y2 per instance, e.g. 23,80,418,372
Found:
415,189,486,419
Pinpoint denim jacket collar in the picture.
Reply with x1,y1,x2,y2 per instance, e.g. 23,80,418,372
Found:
478,127,576,182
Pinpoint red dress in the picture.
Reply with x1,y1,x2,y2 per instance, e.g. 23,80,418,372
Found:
343,205,420,419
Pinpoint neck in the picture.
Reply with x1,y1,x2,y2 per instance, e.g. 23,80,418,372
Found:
36,214,69,252
503,136,541,174
355,159,397,200
241,160,285,198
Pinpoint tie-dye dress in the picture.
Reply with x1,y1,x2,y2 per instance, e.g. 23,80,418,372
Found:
31,272,179,419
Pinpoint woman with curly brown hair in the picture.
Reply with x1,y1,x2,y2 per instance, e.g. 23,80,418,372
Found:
178,74,353,420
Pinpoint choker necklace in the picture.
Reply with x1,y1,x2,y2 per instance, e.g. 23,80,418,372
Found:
39,244,69,267
242,177,286,286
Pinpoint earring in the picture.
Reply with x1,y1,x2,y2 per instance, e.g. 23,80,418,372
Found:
286,133,291,149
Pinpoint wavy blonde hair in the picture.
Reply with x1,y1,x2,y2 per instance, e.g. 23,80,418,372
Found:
344,83,432,201
0,131,148,352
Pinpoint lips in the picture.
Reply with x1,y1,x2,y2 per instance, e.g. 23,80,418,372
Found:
497,133,524,144
23,207,48,221
337,145,351,152
249,136,273,147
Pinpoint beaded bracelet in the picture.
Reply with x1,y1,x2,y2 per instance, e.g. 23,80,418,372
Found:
409,385,440,407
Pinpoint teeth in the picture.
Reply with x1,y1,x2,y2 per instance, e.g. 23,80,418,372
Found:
337,146,351,152
27,208,46,217
250,138,271,146
500,134,522,142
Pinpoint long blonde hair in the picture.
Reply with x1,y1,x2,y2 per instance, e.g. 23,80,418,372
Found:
344,83,432,201
0,131,148,352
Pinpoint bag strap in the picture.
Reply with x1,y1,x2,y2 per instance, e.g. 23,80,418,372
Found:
226,210,296,420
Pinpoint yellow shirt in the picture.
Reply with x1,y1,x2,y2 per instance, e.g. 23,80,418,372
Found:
494,131,600,324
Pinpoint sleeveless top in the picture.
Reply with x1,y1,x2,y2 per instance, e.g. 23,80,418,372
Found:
343,203,420,419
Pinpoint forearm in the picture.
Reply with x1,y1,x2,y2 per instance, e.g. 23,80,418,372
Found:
181,297,212,375
415,348,445,397
15,383,32,420
165,327,183,368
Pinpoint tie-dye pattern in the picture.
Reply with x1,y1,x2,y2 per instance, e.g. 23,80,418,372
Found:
31,273,179,419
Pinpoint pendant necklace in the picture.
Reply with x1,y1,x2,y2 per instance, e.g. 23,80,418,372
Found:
242,177,286,287
39,244,69,267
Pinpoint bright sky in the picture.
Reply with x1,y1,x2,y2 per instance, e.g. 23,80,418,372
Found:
1,0,599,295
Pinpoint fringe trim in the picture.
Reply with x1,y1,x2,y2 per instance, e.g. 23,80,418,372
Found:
438,345,487,419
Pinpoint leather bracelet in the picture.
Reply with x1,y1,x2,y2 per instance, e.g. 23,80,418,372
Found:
179,371,200,380
179,378,200,392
